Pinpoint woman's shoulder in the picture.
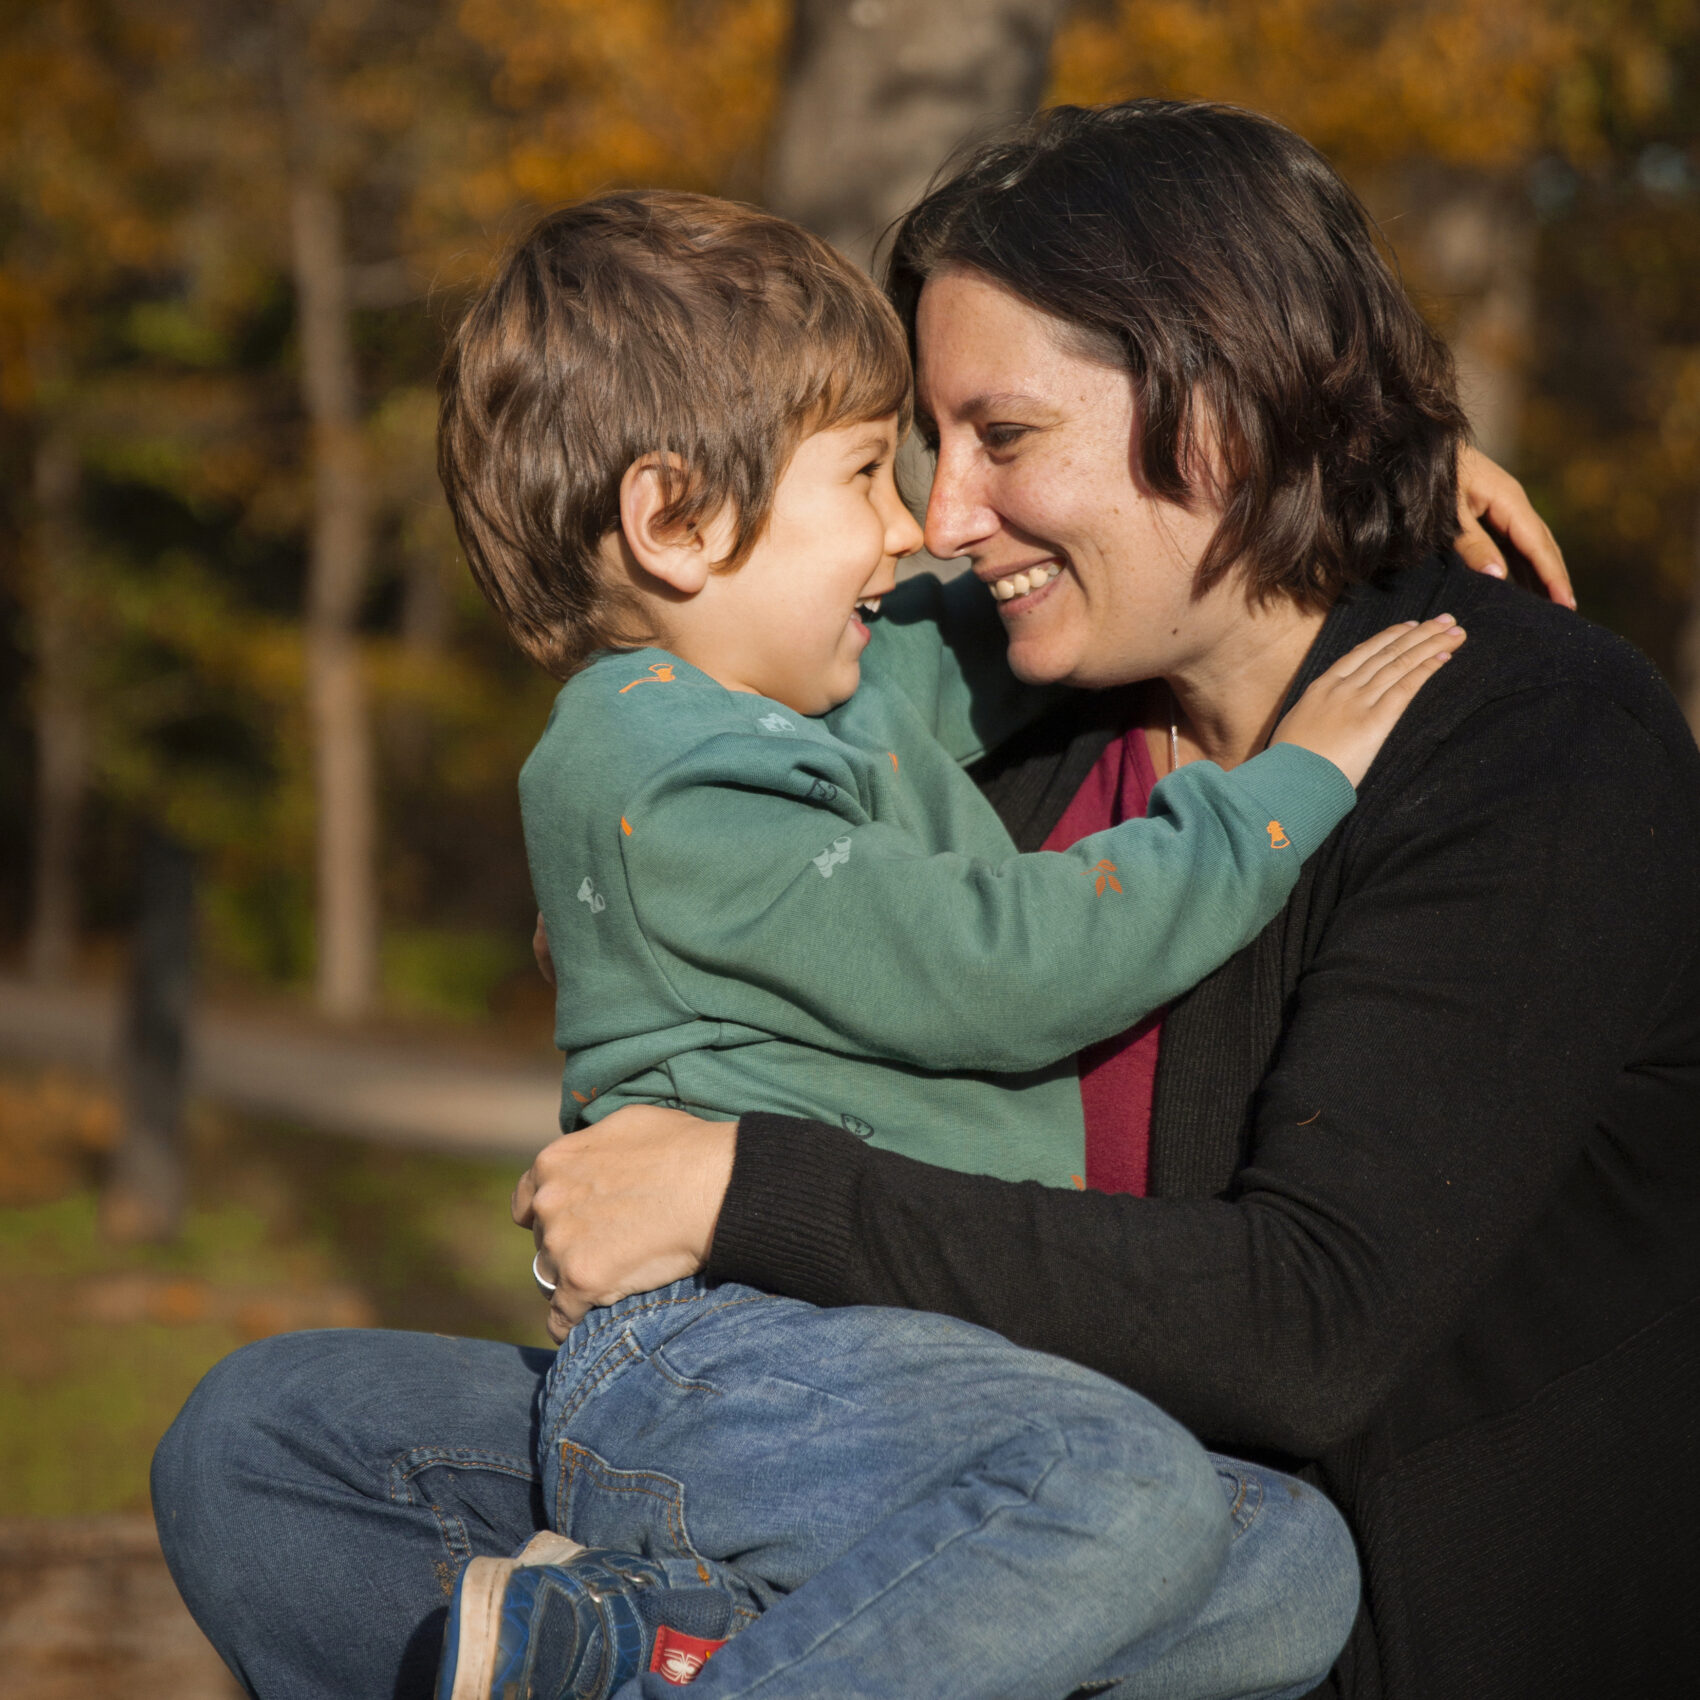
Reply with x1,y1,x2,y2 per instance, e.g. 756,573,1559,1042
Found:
1345,557,1695,772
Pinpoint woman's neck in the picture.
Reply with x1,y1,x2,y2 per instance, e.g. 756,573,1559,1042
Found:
1148,595,1331,774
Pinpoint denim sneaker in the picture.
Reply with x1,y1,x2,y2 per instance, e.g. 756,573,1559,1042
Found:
437,1532,735,1699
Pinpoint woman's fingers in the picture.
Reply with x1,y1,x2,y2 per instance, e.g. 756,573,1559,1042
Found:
1455,444,1575,608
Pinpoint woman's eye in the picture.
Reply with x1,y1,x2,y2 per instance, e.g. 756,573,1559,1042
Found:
982,424,1028,451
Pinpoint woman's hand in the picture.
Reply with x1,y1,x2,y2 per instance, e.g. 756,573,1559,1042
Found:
1454,446,1574,608
513,1106,736,1340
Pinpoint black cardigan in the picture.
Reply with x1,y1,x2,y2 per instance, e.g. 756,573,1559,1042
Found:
706,556,1700,1699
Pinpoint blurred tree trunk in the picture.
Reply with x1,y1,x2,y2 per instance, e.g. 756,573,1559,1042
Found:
26,430,87,985
392,547,450,785
767,0,1067,273
102,826,195,1243
290,166,380,1021
1408,175,1535,469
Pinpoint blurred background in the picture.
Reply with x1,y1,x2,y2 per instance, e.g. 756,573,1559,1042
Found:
2,0,1697,1690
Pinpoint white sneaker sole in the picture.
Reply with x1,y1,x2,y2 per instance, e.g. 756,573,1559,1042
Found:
445,1534,588,1700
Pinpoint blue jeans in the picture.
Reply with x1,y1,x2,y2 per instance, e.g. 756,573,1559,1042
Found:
153,1317,1356,1700
540,1280,1355,1700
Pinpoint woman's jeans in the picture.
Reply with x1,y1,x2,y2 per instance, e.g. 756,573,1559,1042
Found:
153,1300,1358,1700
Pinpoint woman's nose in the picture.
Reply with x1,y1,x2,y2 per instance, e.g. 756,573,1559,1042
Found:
924,443,994,562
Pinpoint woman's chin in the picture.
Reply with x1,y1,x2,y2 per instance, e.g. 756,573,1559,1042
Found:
1003,629,1082,688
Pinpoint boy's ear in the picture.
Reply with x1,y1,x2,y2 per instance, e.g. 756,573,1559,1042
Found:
619,456,728,596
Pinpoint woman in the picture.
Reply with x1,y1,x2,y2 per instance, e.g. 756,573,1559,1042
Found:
155,103,1696,1699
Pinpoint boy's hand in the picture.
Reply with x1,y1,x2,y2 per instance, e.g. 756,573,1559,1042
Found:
1271,616,1466,789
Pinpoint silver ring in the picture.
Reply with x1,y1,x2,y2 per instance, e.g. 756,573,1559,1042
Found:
532,1250,557,1298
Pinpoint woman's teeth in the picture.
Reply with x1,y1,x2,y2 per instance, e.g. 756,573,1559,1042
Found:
989,563,1061,602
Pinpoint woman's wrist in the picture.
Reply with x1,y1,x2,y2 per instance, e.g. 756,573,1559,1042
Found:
707,1112,867,1304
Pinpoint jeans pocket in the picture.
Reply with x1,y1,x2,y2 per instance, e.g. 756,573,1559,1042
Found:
1214,1461,1266,1540
554,1436,710,1576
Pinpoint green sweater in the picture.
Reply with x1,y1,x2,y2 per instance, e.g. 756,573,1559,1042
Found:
520,572,1356,1188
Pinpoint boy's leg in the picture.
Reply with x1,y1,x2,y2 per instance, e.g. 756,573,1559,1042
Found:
153,1328,553,1700
539,1281,1351,1700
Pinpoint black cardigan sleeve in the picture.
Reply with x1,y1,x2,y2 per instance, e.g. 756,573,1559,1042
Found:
706,682,1700,1457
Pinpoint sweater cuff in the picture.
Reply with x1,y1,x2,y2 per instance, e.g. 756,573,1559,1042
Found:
705,1112,865,1306
1232,741,1358,859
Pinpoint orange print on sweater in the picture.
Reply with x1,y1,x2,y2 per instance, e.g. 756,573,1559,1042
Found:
1267,821,1291,850
619,663,677,693
1082,859,1122,895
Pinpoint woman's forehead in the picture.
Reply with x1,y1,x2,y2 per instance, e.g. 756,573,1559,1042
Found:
915,269,1098,408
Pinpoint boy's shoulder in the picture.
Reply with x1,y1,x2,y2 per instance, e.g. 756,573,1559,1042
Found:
521,648,856,814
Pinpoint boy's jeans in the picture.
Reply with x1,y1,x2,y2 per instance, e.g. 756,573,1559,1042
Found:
539,1279,1356,1700
153,1306,1356,1700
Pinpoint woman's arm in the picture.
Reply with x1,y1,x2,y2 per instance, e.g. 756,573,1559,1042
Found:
704,686,1699,1452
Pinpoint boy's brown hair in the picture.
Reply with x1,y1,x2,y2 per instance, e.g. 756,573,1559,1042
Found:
439,192,913,679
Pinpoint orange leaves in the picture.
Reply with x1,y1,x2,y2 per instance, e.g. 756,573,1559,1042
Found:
453,0,786,237
1050,0,1656,174
1083,858,1123,896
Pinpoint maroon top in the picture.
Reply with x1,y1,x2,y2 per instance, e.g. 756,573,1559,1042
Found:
1041,722,1163,1196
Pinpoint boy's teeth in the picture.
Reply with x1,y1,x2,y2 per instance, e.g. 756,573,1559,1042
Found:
856,597,882,615
990,563,1061,602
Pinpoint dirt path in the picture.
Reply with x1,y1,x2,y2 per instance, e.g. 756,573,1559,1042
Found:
0,1516,241,1700
0,975,560,1158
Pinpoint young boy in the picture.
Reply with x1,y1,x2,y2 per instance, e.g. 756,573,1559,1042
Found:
433,191,1461,1700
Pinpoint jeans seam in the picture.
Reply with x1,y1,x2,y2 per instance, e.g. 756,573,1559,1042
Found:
705,1436,1072,1697
388,1445,537,1504
565,1288,767,1361
649,1345,723,1397
389,1446,538,1576
552,1331,644,1435
550,1292,769,1427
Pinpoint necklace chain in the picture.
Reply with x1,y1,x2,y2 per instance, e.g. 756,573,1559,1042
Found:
1167,684,1181,776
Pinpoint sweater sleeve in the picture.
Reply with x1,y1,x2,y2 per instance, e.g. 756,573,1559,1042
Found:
621,728,1355,1074
856,571,1063,765
706,685,1700,1455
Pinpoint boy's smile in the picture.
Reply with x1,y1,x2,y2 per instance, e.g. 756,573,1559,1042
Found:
641,415,924,716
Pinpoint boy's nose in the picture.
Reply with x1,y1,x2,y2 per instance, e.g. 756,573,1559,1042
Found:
889,505,925,559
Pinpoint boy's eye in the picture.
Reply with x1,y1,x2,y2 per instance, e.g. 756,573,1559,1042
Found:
858,459,885,479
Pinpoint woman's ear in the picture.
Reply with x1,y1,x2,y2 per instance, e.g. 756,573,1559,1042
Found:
619,456,727,596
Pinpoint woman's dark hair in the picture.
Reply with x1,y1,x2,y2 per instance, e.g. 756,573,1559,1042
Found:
886,100,1468,607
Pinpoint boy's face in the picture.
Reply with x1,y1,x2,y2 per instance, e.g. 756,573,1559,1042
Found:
690,415,923,715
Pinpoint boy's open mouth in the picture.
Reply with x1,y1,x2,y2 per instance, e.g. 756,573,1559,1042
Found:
855,597,883,619
988,562,1061,602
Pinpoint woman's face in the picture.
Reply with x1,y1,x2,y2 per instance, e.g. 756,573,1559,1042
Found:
915,265,1223,689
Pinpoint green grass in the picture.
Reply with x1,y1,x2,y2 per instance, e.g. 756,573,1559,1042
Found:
0,1095,547,1516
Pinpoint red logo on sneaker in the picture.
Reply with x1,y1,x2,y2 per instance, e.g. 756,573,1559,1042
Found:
650,1625,726,1685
